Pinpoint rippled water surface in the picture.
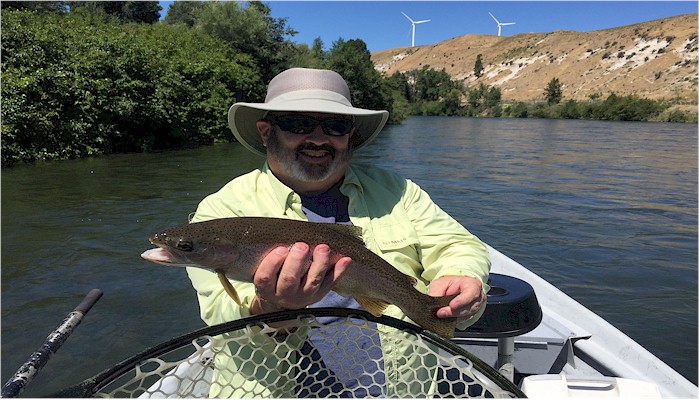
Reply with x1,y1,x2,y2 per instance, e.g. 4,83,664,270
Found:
2,117,696,395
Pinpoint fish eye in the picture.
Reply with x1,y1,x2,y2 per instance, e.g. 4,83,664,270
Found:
175,239,194,252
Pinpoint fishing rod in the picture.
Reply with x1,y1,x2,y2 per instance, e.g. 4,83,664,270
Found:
1,288,104,398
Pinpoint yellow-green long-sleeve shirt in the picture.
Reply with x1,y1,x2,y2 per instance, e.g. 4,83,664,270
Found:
185,162,490,397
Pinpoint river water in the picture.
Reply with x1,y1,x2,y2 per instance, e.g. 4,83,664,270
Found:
2,117,696,395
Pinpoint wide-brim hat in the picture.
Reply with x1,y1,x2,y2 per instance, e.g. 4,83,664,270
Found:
228,68,389,156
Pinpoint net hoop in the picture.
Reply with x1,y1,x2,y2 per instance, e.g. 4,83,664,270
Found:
52,308,526,398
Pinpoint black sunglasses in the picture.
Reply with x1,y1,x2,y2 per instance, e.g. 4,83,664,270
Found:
266,114,354,136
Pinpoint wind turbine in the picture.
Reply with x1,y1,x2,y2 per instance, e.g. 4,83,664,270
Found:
402,11,430,47
489,12,515,36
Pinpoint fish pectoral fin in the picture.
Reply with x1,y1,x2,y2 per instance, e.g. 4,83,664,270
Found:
216,270,242,307
355,296,389,317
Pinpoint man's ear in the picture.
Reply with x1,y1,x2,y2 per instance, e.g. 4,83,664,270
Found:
349,129,361,149
256,120,271,146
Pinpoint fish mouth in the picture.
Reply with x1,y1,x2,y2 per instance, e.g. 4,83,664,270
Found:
141,247,178,265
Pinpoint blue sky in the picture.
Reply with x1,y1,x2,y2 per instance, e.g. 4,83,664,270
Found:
159,1,698,52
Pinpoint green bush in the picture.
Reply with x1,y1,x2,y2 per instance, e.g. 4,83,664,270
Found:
509,102,529,118
661,109,698,123
578,94,668,121
559,100,582,119
1,10,262,166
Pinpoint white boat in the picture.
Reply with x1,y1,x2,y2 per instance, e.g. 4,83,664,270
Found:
458,245,698,398
77,246,699,398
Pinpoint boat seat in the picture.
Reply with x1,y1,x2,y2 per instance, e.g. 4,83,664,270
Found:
451,273,543,382
455,273,543,338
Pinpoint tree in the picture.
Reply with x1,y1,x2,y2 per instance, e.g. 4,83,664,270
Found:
311,37,326,64
383,72,411,121
121,2,161,24
289,37,327,69
386,67,466,116
465,83,502,115
194,2,297,85
483,85,502,108
162,1,204,26
467,86,482,109
1,9,262,166
68,1,161,23
442,88,463,116
1,1,66,13
326,39,394,118
413,66,457,102
544,77,563,105
474,54,484,78
386,71,413,103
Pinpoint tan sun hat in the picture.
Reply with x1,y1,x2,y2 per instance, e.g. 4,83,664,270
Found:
228,68,390,156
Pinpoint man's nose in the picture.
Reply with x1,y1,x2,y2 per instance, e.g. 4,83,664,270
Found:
305,123,329,143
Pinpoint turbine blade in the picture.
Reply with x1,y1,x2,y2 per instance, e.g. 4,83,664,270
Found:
489,12,499,23
415,19,430,24
401,11,414,23
502,22,515,26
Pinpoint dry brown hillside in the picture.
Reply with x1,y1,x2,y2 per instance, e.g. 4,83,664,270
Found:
371,13,698,104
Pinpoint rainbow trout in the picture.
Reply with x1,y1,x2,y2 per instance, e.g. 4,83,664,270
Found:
141,217,457,338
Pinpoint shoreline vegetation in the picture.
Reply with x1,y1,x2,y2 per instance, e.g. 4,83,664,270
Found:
2,2,696,167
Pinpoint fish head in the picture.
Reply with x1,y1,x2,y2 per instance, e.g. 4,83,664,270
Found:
141,224,243,275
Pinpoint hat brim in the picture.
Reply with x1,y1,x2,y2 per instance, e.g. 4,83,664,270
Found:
228,91,389,157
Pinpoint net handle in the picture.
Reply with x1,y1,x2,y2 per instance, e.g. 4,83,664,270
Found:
51,307,525,398
2,289,104,398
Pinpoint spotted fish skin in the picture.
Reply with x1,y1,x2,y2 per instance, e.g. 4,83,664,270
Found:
141,217,458,338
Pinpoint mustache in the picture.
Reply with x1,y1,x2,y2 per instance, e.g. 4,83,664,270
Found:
297,143,336,156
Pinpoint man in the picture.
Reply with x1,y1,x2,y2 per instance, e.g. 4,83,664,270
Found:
186,68,490,397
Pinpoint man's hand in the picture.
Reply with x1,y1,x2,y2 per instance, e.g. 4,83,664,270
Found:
428,275,486,321
250,242,351,315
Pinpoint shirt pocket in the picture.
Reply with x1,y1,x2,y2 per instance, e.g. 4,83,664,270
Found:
370,221,428,291
372,221,418,250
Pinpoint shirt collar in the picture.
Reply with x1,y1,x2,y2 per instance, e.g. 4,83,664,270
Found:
341,164,364,194
261,162,298,215
261,162,365,213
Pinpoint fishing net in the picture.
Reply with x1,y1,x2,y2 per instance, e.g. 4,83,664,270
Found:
54,308,524,398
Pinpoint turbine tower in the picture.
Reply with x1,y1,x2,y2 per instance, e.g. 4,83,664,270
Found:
402,11,430,47
489,12,515,36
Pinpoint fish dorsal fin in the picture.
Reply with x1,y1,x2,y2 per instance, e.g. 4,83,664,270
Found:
355,296,389,317
322,223,364,244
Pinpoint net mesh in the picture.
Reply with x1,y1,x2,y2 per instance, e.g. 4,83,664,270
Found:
87,310,519,398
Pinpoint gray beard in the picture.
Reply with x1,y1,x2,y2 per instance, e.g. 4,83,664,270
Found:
266,128,352,183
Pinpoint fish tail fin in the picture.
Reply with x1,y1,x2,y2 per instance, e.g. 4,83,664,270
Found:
404,294,458,339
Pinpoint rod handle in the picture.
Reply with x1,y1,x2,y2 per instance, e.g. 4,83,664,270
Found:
74,288,103,315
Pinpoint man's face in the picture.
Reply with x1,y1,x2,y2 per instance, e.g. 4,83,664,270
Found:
258,112,354,191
